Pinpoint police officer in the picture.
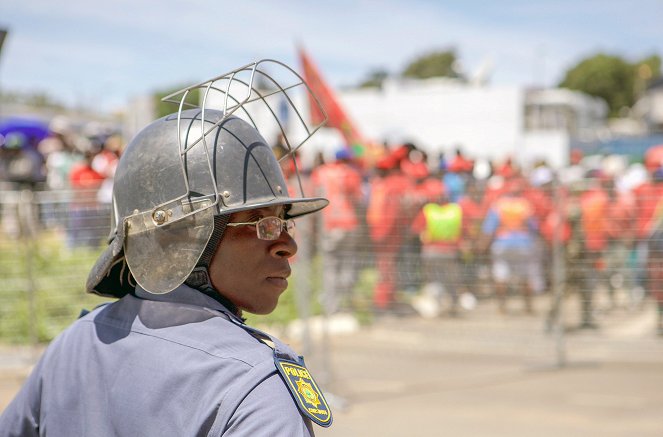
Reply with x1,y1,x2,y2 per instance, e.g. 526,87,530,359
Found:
0,60,333,436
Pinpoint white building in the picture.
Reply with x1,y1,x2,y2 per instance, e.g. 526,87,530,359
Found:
120,75,609,170
334,77,607,168
633,77,663,133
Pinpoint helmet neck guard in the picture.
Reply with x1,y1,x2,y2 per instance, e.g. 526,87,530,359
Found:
183,214,241,316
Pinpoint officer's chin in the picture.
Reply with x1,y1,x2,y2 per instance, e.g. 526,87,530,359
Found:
244,298,280,316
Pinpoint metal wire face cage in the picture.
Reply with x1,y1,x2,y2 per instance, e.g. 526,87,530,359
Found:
89,60,329,296
159,58,328,217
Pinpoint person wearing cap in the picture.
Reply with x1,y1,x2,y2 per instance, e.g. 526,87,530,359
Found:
399,147,436,295
481,178,540,314
576,170,615,329
646,168,663,336
633,162,663,300
366,150,414,312
311,147,364,314
0,60,333,436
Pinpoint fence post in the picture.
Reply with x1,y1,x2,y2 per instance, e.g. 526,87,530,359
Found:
18,189,38,347
316,212,332,386
551,178,567,367
294,214,313,358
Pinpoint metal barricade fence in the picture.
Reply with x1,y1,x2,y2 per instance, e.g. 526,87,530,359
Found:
292,173,663,377
0,189,111,343
2,182,663,371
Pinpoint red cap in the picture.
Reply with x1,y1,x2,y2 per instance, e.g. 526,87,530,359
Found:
376,155,397,170
391,145,410,162
570,149,583,165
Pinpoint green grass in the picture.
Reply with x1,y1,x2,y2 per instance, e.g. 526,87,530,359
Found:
0,231,110,343
0,231,379,343
246,257,379,328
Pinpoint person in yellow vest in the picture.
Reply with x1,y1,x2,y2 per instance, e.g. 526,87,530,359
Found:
481,178,541,314
410,188,464,317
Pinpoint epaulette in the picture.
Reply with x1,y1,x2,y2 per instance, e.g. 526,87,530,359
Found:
216,308,333,427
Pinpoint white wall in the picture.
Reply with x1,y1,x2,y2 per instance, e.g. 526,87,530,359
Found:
650,89,663,124
124,95,155,141
521,130,570,168
339,80,525,161
122,79,578,170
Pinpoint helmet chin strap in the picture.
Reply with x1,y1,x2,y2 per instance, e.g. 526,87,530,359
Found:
184,214,241,317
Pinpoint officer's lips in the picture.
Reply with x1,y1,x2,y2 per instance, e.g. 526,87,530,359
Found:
266,270,291,289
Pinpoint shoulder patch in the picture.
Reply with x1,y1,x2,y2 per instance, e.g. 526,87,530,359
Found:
275,358,333,427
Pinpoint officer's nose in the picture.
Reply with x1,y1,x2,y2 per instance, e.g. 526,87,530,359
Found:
270,230,297,259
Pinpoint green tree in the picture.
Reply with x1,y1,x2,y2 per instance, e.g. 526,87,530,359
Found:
402,50,463,80
358,69,389,88
634,55,662,96
637,55,661,78
0,91,64,109
154,86,200,119
559,53,661,117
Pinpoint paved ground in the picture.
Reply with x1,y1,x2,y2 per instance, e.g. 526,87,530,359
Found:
309,297,663,437
2,296,662,436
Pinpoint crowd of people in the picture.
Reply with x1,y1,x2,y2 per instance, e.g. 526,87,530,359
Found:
2,118,663,335
305,142,663,335
0,117,122,245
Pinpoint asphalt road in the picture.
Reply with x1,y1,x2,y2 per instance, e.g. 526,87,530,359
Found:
309,298,663,437
2,296,662,437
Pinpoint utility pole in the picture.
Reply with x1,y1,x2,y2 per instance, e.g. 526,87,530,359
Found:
0,28,8,117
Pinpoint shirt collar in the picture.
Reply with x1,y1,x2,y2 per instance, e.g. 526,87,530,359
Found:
133,283,244,323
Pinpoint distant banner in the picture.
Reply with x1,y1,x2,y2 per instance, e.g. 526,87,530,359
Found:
0,29,7,57
298,46,364,148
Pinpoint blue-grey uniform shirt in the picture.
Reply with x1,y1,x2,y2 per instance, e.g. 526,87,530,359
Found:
0,285,315,436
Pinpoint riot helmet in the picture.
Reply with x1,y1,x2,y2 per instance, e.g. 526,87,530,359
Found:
87,60,328,297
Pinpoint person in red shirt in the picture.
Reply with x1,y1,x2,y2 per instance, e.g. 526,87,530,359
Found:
311,148,364,314
68,150,105,248
482,174,508,213
457,178,488,298
447,147,473,174
495,156,518,179
577,175,606,328
579,173,635,317
526,167,557,293
603,176,636,308
633,168,663,298
366,154,413,312
576,170,620,328
541,182,577,332
399,156,442,295
643,169,663,335
69,151,104,189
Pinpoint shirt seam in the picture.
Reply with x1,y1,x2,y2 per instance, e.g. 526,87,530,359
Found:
78,318,262,368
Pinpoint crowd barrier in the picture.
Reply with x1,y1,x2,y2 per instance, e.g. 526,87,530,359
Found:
1,183,662,370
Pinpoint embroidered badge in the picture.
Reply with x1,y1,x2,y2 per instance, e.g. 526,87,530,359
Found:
275,358,333,427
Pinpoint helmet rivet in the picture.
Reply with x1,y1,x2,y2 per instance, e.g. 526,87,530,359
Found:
277,185,283,194
153,210,167,225
223,191,231,198
167,209,173,217
133,209,140,215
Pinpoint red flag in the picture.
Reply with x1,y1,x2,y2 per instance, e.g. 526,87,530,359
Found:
298,46,364,146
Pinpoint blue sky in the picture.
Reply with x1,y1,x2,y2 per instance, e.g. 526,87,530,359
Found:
1,0,661,113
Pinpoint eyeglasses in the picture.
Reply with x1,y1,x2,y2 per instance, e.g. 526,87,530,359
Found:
226,216,295,240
